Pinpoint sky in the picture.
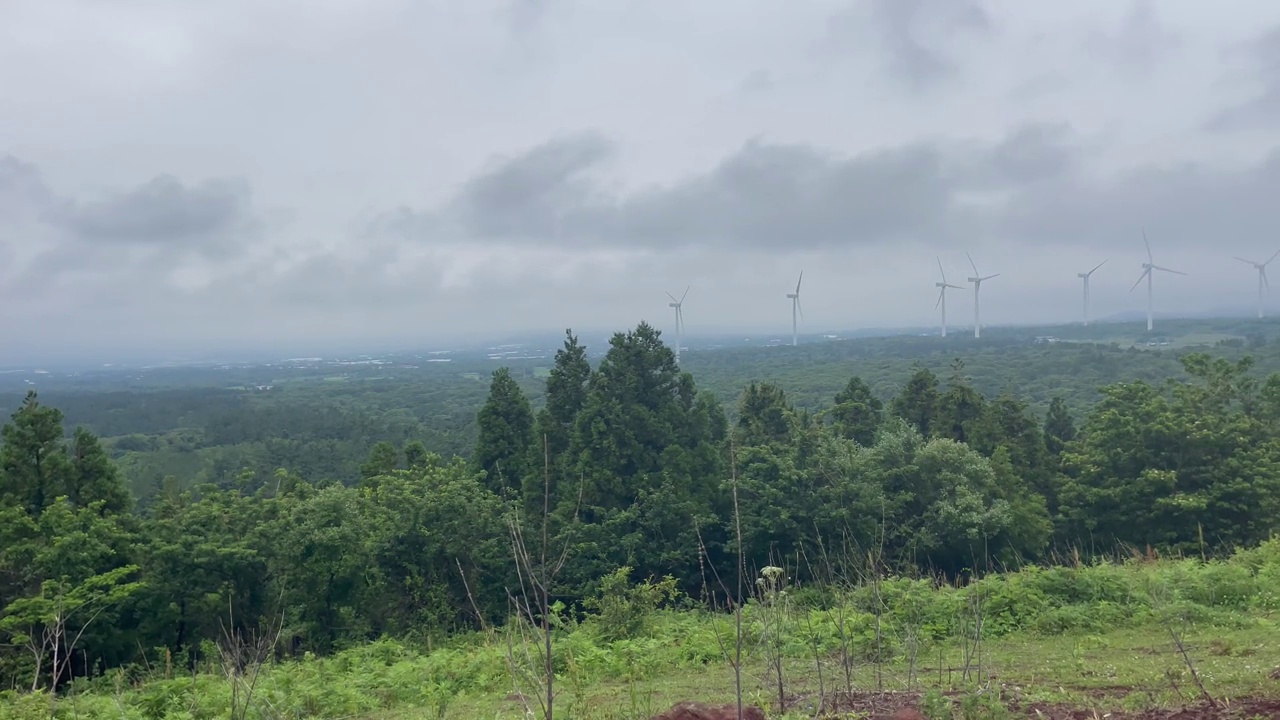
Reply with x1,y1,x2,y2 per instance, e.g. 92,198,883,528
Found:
4,0,1280,363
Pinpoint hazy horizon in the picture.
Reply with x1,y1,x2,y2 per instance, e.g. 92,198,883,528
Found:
4,1,1280,362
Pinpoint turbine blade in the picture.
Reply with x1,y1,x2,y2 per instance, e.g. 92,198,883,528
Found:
936,288,944,309
1130,269,1149,292
797,298,804,323
1264,267,1271,291
680,285,690,303
1090,259,1108,275
1266,248,1280,267
796,271,803,294
1142,227,1152,262
1235,257,1256,266
982,273,999,281
666,291,678,303
967,251,978,276
1154,265,1186,276
948,284,964,290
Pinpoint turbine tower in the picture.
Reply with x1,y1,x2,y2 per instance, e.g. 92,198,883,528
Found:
1077,259,1107,326
966,252,999,339
1130,229,1186,332
1234,249,1280,319
934,258,963,337
666,286,689,362
786,271,804,347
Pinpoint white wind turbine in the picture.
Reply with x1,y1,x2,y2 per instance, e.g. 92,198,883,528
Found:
1077,259,1107,326
966,252,999,339
667,286,689,361
786,271,804,347
1234,249,1280,319
1130,229,1186,332
934,259,963,337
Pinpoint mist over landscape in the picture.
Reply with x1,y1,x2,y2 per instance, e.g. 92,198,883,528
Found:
7,3,1280,719
5,1,1280,364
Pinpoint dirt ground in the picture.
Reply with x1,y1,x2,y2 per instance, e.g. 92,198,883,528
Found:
788,690,1280,719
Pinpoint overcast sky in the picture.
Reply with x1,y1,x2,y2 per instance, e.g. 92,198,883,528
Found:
4,1,1280,362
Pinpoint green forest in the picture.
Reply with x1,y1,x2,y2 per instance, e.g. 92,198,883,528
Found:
3,321,1280,718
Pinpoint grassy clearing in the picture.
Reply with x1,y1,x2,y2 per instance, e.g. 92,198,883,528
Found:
6,544,1280,719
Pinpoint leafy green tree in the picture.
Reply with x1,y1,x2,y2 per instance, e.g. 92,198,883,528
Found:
360,440,401,484
136,486,269,661
268,485,380,651
403,440,430,469
827,376,884,445
0,565,141,691
1058,356,1280,553
969,391,1051,504
475,368,535,497
359,460,507,635
890,367,939,436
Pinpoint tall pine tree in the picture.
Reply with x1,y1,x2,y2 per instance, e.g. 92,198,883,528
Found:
828,376,884,445
890,367,939,436
1,391,72,516
475,368,535,497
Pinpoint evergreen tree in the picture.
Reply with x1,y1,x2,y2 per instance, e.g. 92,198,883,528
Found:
568,322,719,589
934,359,986,444
527,330,592,513
360,441,400,483
67,428,131,515
827,376,884,445
403,440,430,469
475,367,535,496
890,366,940,437
735,382,792,447
1043,396,1077,457
0,391,72,516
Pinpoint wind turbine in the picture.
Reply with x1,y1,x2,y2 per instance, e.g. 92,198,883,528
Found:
934,259,963,337
1234,249,1280,319
786,272,804,347
966,253,999,339
1130,229,1186,332
667,286,689,361
1077,259,1107,326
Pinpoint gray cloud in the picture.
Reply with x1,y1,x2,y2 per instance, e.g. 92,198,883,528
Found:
375,122,1086,252
1208,25,1280,132
0,154,56,216
1084,0,1180,74
999,149,1280,251
832,0,991,90
52,174,258,255
4,0,1280,361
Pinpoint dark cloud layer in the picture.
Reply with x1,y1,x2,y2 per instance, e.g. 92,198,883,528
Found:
52,174,257,254
4,0,1280,361
375,123,1084,251
999,150,1280,251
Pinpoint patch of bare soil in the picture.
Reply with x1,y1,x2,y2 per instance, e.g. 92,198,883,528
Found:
648,701,766,720
783,691,1280,719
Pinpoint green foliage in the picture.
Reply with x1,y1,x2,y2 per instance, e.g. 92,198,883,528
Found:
8,323,1280,700
582,566,681,642
475,368,535,497
826,375,883,445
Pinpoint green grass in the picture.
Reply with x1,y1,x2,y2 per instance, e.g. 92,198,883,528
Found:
8,545,1280,719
